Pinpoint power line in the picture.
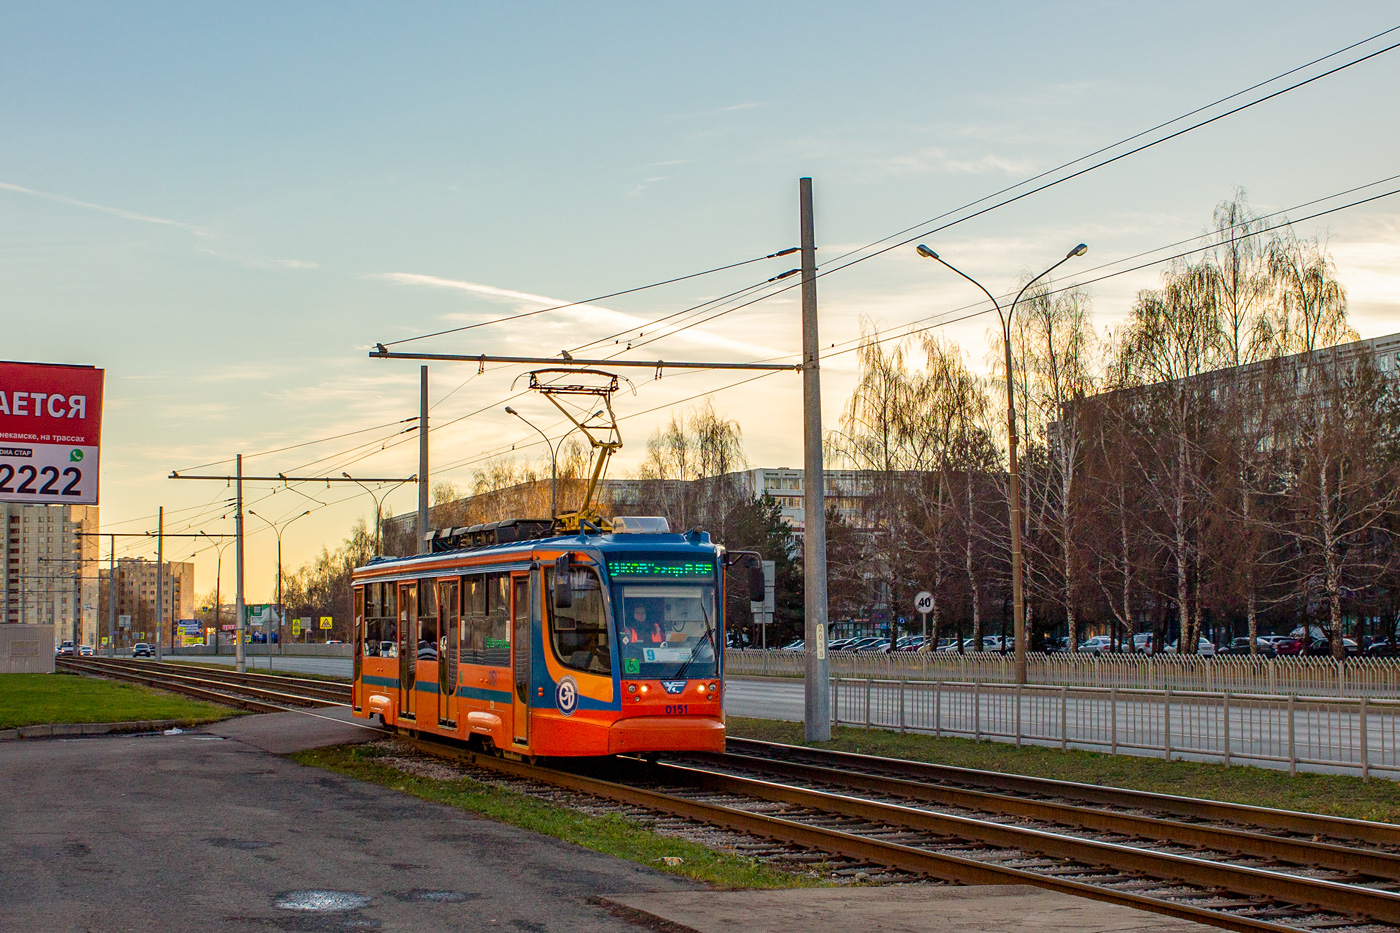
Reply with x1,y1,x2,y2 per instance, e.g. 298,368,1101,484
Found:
378,247,798,347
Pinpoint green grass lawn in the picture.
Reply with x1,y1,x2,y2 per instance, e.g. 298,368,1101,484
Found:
294,743,822,889
727,716,1400,824
0,672,236,729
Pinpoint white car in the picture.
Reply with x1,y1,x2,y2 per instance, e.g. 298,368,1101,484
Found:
1078,635,1114,655
1163,637,1217,658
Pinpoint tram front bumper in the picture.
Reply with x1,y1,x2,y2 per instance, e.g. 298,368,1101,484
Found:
607,715,725,755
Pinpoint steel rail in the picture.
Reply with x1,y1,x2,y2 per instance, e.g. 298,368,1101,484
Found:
59,658,341,711
80,658,353,703
727,737,1400,847
57,658,290,713
652,758,1400,925
705,750,1400,880
403,736,1303,933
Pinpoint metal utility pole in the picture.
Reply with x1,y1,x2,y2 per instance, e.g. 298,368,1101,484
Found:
107,534,115,657
418,365,429,555
234,454,246,674
799,177,831,742
155,507,164,661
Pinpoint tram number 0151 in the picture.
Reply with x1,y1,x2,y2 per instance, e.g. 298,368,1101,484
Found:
0,464,84,497
663,704,689,716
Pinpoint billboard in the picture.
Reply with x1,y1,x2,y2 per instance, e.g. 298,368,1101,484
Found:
0,361,103,505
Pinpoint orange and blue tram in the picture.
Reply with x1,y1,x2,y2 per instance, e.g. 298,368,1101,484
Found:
351,518,752,757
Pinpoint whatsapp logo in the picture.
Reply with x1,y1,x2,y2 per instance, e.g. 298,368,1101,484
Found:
69,449,84,463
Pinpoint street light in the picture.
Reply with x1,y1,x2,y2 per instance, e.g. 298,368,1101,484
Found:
343,473,411,555
916,241,1087,685
199,531,234,655
247,509,311,663
505,406,604,521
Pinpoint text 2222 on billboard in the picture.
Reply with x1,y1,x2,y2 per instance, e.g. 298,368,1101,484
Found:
0,361,104,505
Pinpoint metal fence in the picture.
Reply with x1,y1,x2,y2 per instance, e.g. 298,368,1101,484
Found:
828,676,1400,777
726,649,1400,697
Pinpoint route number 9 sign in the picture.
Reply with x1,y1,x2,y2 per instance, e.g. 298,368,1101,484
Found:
0,362,104,505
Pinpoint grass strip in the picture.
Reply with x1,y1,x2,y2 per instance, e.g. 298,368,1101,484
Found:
0,672,236,729
293,743,821,889
727,716,1400,824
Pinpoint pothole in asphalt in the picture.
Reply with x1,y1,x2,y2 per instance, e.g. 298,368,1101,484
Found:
274,891,373,912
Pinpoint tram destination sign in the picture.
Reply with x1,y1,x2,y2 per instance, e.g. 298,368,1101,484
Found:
607,558,715,580
0,361,103,505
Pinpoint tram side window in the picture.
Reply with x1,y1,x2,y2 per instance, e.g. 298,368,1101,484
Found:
363,582,398,658
484,573,511,665
418,579,439,661
547,566,610,674
461,574,487,665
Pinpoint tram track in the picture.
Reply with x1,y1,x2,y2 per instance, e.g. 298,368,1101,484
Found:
60,657,1400,932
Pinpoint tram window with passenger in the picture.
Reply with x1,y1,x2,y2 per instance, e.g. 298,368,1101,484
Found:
548,566,611,674
460,573,511,665
417,580,439,661
363,582,398,658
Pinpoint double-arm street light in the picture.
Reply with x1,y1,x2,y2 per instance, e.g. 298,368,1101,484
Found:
343,474,412,555
916,241,1087,685
247,509,311,660
504,406,604,520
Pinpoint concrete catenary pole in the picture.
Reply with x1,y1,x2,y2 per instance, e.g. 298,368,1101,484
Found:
155,507,164,662
799,177,831,742
234,454,246,674
418,365,429,555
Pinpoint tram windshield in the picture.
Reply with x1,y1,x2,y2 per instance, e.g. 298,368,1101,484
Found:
614,584,718,680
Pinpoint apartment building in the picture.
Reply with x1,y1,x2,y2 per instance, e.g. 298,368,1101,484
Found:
1,502,100,646
97,557,195,650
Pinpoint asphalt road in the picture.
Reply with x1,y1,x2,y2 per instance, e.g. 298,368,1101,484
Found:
0,717,695,932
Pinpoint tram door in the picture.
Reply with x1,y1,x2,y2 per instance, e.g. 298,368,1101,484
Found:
511,572,532,746
398,582,417,721
438,579,458,727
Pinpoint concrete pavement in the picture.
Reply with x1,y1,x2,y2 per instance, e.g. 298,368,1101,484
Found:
0,711,697,932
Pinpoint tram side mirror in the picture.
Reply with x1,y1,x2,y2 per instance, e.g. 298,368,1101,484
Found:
747,559,765,602
554,553,573,609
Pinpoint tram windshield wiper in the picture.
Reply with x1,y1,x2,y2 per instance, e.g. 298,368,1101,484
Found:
671,596,715,683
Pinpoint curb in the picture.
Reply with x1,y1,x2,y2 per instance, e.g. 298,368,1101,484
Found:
0,719,187,742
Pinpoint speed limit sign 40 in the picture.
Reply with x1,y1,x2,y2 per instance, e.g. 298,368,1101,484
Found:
914,591,934,614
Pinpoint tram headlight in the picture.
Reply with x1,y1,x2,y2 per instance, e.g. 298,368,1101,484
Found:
640,684,649,694
707,682,718,694
627,683,637,694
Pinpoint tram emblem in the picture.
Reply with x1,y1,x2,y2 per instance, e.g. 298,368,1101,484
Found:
661,680,686,694
555,676,579,716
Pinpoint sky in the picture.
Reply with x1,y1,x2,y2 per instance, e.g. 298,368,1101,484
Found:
3,2,1399,606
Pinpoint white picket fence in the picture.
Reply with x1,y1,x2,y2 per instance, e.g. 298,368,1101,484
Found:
726,649,1400,698
830,677,1400,777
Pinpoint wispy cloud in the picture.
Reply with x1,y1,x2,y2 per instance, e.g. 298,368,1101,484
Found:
369,272,790,358
877,146,1039,177
0,180,204,233
194,246,319,270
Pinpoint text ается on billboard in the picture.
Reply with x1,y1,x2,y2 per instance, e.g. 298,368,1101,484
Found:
0,361,104,505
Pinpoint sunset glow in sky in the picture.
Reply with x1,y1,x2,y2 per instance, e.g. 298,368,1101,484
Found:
3,2,1399,602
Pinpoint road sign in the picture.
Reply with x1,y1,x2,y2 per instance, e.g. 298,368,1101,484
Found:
0,361,104,505
319,616,333,630
914,590,933,641
291,619,301,636
118,614,131,629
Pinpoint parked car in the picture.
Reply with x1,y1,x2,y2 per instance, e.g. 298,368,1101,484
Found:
131,642,154,658
779,639,804,651
1366,639,1400,658
1219,637,1276,658
1272,636,1303,656
1304,637,1359,657
827,638,859,652
1132,633,1155,654
894,635,927,652
1162,637,1217,657
55,640,75,656
1078,635,1114,655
